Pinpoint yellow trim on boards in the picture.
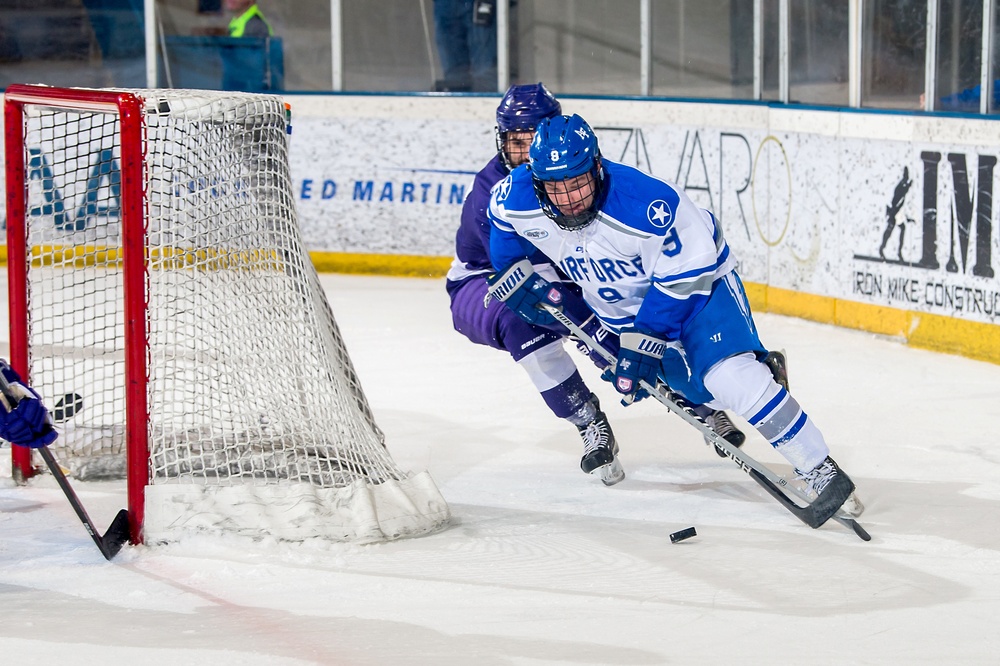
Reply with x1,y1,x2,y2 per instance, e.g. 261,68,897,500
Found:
2,248,997,365
309,251,452,277
315,252,1000,366
748,283,1000,366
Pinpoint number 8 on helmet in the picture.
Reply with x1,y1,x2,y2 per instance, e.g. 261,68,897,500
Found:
528,114,607,231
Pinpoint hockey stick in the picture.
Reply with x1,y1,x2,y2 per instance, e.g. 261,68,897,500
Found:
540,303,871,541
0,374,129,560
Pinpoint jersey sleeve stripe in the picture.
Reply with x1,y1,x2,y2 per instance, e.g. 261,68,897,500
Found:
651,273,715,300
491,216,516,233
504,209,547,221
717,243,730,264
654,262,717,284
489,198,518,232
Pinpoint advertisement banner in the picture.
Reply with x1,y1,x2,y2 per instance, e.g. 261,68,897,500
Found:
3,93,999,355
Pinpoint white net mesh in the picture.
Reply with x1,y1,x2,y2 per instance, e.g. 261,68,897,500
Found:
17,88,449,542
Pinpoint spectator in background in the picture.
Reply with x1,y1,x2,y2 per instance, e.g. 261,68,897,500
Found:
80,0,146,87
225,0,273,38
920,79,1000,112
433,0,497,92
220,0,282,93
935,82,1000,112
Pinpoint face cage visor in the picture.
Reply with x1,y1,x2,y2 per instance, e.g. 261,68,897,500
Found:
496,127,536,170
533,163,604,231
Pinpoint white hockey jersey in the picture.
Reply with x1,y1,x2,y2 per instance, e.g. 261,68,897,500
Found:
488,159,737,339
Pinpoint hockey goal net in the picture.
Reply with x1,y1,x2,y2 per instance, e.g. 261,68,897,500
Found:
4,84,449,544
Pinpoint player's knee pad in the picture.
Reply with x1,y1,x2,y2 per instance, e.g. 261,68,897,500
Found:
516,340,579,392
702,352,774,417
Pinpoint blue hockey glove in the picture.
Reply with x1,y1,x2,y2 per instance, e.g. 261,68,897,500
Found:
614,328,669,405
486,259,563,327
0,362,58,449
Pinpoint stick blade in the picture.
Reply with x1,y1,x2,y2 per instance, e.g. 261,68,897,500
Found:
100,509,131,560
833,515,873,542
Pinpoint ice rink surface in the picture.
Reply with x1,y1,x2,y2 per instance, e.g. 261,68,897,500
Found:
2,273,999,665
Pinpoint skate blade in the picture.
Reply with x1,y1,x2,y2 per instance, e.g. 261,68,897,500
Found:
596,458,625,486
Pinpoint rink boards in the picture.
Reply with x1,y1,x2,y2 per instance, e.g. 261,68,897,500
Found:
2,92,999,363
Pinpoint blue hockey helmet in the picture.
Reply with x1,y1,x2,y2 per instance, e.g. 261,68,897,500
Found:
528,114,605,230
495,83,561,169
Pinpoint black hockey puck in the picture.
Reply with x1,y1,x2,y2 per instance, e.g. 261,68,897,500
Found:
669,527,697,543
53,392,84,422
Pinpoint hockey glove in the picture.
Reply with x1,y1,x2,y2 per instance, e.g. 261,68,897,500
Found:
486,258,563,327
614,328,669,405
573,315,620,371
0,362,58,448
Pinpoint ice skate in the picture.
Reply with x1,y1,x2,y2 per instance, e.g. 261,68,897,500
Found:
704,410,746,458
577,397,624,486
794,456,864,518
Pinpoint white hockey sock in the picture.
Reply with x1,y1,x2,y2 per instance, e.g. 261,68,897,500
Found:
744,383,828,472
516,340,578,392
704,353,828,471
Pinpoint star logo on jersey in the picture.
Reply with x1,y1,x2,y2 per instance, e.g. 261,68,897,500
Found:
646,200,673,228
496,175,513,202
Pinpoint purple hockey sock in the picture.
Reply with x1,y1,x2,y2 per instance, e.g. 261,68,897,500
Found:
539,371,592,420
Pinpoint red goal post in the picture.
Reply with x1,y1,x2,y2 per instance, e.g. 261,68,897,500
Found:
5,85,148,542
4,84,449,545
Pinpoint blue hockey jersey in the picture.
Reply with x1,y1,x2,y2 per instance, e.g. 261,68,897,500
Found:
488,160,737,340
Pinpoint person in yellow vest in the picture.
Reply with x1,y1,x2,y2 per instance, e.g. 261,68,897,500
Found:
224,0,273,38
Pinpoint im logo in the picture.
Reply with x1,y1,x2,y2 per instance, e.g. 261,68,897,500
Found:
854,152,996,279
